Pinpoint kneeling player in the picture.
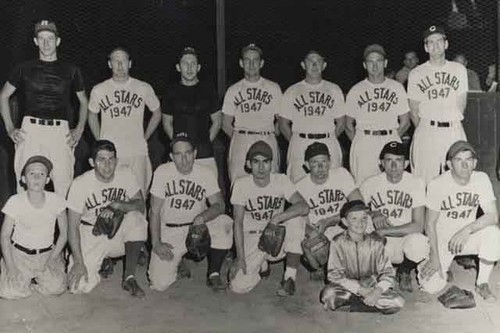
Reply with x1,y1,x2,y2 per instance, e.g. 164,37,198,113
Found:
67,140,148,297
148,133,233,292
420,141,500,300
229,140,309,296
0,156,67,299
360,141,429,292
321,200,404,314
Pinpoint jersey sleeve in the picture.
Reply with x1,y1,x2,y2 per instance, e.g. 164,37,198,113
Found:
412,176,426,208
149,166,165,199
144,83,161,112
50,193,68,215
88,86,101,113
1,195,20,220
332,86,346,119
203,169,220,198
7,64,24,88
221,85,237,116
71,66,86,93
230,178,246,206
123,169,141,197
457,64,469,95
393,82,410,115
407,68,423,102
344,87,358,119
66,180,86,214
425,178,442,211
279,86,294,121
478,173,496,205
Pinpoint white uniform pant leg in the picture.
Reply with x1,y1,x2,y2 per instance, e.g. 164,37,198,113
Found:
206,214,234,250
411,121,466,184
118,153,153,195
15,118,74,196
384,234,429,265
282,217,306,255
349,131,400,186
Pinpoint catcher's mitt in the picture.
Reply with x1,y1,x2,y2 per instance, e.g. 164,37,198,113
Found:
92,206,125,239
437,285,476,309
185,224,211,261
302,232,330,270
258,223,286,257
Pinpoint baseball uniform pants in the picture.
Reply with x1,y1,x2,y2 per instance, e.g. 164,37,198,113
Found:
15,116,74,197
385,233,429,265
230,217,306,294
411,120,466,184
149,214,233,291
69,211,148,294
0,246,66,299
117,153,153,195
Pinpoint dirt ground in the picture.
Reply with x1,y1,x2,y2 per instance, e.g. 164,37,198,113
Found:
1,256,499,333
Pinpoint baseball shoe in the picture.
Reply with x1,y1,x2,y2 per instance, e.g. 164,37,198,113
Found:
206,274,226,292
276,278,295,297
397,270,413,293
177,258,191,279
309,269,325,282
456,256,477,270
259,261,271,279
99,257,114,279
475,283,497,302
122,276,145,298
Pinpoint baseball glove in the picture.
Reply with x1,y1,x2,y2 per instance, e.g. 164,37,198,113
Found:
258,223,286,257
92,206,125,239
437,285,476,309
301,232,330,270
185,224,211,261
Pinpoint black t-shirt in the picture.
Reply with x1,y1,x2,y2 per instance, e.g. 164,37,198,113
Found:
8,59,85,121
162,82,220,158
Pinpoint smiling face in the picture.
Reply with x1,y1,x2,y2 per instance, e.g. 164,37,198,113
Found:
448,150,477,181
343,209,369,237
22,162,50,192
308,154,330,182
91,149,118,182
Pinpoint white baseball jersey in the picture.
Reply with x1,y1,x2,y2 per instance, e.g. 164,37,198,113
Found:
222,77,282,132
231,174,296,230
360,172,426,226
67,168,141,225
345,78,409,130
88,77,160,155
280,80,345,133
2,191,67,249
426,171,495,229
150,163,220,225
407,60,468,121
295,168,356,225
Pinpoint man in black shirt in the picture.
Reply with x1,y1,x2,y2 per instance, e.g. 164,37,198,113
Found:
0,20,88,196
162,47,221,177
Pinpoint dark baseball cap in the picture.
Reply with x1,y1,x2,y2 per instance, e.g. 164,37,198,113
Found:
423,25,446,40
364,44,386,59
246,140,273,161
446,140,477,160
170,132,195,149
34,20,58,36
304,142,330,161
340,200,368,219
178,46,199,61
241,44,263,58
379,141,407,160
22,155,53,176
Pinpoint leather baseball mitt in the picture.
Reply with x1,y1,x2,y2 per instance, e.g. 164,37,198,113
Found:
302,232,330,270
437,285,476,309
92,206,125,239
185,224,211,261
258,223,286,257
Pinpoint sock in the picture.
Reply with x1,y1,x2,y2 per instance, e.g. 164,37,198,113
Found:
284,267,297,281
476,259,493,285
208,249,228,276
124,241,144,279
398,257,416,274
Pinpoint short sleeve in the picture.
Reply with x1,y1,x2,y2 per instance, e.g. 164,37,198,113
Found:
221,86,237,116
394,83,410,116
230,178,246,206
407,69,422,102
123,169,141,197
332,86,346,119
7,64,24,88
88,86,101,113
458,65,469,95
280,175,297,201
72,66,85,93
279,86,294,120
66,180,86,214
425,179,442,211
478,173,496,205
203,169,220,198
412,177,426,208
149,166,165,199
144,83,160,112
51,193,68,215
2,195,20,220
344,87,358,118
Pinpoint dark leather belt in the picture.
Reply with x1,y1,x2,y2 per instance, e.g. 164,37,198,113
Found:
298,133,330,139
165,222,194,228
364,130,392,136
237,130,272,135
81,220,93,227
30,118,61,126
12,241,53,255
430,120,451,128
248,230,263,234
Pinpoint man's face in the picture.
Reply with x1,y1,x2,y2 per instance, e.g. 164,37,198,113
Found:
453,55,467,67
381,153,406,180
308,154,330,181
34,31,59,57
248,155,272,180
93,150,117,181
404,52,419,69
240,50,263,78
171,141,196,175
177,54,200,83
424,34,448,57
301,53,326,79
364,52,386,77
109,50,131,79
344,210,369,236
448,150,477,180
22,163,49,192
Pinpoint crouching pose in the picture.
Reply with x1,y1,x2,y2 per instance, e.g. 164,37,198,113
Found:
148,133,233,292
229,140,309,296
0,156,67,299
321,200,404,314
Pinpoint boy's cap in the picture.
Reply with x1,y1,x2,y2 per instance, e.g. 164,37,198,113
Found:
246,140,273,161
340,200,368,218
22,155,53,176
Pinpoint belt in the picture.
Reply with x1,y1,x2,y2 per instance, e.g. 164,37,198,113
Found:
165,222,194,228
12,241,53,255
237,130,272,135
363,129,393,136
247,230,263,234
81,220,93,227
29,118,62,126
430,120,451,128
298,133,330,139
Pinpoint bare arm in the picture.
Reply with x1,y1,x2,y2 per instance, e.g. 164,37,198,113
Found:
278,116,292,141
345,116,356,141
150,194,164,249
49,210,68,260
222,114,234,139
377,206,425,237
421,208,442,278
67,91,89,147
145,108,162,140
408,99,420,127
232,204,246,270
109,190,146,214
397,112,410,137
193,191,225,225
0,216,17,273
162,114,174,140
335,116,346,137
87,112,100,140
270,191,309,225
0,82,23,143
209,111,222,142
457,92,468,114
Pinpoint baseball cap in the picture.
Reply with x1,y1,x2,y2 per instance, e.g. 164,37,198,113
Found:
34,20,58,36
21,155,53,176
179,46,199,61
246,140,273,161
91,140,117,159
423,25,446,40
304,50,325,60
446,140,477,160
340,200,368,219
304,142,330,161
363,44,386,59
241,44,263,58
170,132,195,149
379,141,407,160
